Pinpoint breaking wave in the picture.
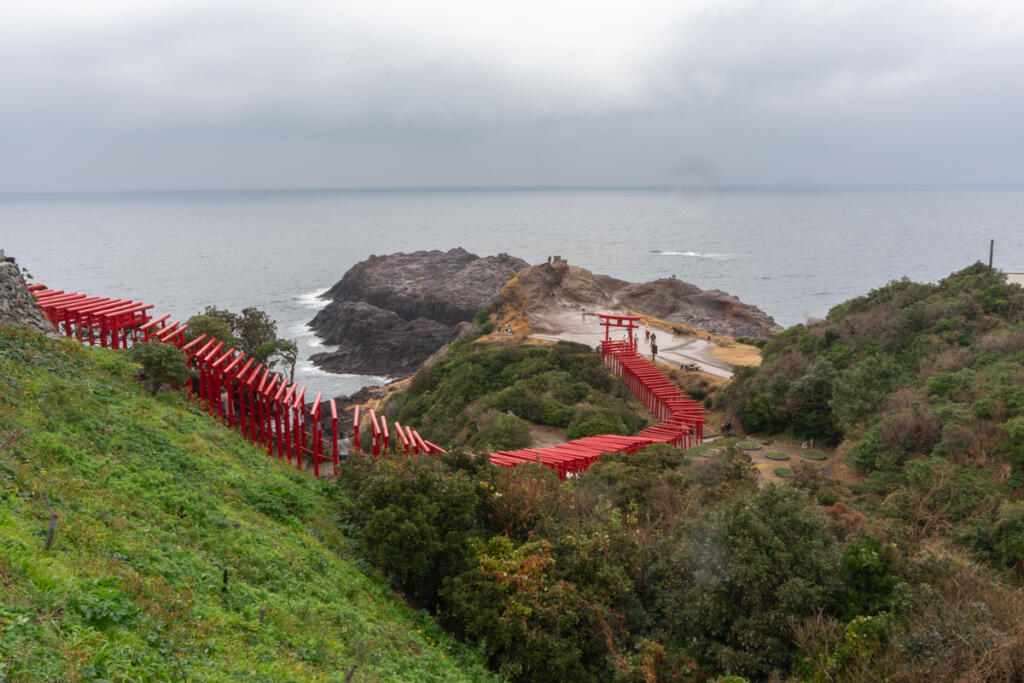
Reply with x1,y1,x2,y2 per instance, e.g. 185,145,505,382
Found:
651,249,730,259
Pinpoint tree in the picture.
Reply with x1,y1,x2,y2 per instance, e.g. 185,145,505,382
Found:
184,313,236,348
184,305,293,371
235,307,278,362
130,341,190,395
262,338,298,381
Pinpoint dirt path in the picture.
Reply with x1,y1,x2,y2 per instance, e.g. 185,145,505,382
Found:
528,307,735,378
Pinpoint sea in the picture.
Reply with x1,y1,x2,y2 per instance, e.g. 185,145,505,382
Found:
3,186,1024,399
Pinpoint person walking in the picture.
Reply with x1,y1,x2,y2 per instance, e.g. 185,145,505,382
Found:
651,342,658,361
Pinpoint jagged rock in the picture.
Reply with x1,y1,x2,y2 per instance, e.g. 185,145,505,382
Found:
0,259,57,336
310,248,528,377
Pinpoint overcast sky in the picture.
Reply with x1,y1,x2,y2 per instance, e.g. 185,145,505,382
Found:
3,0,1023,192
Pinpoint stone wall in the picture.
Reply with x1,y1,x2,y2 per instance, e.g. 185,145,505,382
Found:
0,257,57,336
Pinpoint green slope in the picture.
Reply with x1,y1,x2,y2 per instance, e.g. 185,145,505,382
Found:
0,325,497,682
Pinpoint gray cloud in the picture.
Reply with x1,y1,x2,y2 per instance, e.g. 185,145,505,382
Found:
1,0,1022,191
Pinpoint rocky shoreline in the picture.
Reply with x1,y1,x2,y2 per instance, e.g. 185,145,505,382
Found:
308,248,527,377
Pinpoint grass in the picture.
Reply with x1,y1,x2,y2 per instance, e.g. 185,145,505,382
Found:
0,326,497,682
684,438,738,458
764,452,790,461
737,441,762,450
773,467,794,478
801,450,827,460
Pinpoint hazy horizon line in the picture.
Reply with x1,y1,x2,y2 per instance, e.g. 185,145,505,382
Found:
3,181,1024,198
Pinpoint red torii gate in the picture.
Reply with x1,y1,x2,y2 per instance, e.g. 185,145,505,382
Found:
596,312,641,350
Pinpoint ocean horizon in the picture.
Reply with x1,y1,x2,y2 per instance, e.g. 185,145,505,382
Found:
5,185,1024,398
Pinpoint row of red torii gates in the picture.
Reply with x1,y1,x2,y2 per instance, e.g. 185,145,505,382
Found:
28,285,445,476
29,287,704,479
488,313,705,478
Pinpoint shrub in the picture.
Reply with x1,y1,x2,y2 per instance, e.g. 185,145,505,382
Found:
848,427,887,473
996,416,1024,471
341,455,485,607
656,486,840,678
129,341,189,395
566,410,628,440
471,411,532,451
836,536,900,620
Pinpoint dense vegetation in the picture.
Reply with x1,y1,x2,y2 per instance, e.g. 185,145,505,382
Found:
384,340,649,451
340,442,1024,681
339,445,910,681
724,264,1024,570
0,326,495,681
338,264,1024,681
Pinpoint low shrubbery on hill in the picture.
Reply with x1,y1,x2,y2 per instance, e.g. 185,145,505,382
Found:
337,445,915,681
385,340,648,451
340,440,1024,681
725,264,1024,541
725,263,1024,457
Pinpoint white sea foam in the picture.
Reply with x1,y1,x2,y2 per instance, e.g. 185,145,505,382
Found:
652,250,730,259
289,320,324,345
298,360,390,384
297,289,329,309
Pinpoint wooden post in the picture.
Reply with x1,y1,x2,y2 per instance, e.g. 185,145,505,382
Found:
990,239,994,269
331,399,339,475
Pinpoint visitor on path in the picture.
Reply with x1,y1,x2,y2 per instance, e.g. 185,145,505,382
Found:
645,327,650,340
581,307,586,321
651,342,658,361
650,332,656,344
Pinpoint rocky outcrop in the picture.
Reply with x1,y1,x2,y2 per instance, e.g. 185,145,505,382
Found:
310,249,528,377
616,281,781,338
0,256,57,336
493,261,781,338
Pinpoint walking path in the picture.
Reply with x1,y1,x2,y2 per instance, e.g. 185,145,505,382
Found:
529,308,734,378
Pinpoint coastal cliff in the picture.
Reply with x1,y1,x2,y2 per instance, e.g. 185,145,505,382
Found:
309,248,528,377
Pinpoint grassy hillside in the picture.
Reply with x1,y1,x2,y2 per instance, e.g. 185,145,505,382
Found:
0,325,497,682
385,339,649,451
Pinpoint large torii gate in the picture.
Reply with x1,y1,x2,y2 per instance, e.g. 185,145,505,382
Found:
596,312,641,350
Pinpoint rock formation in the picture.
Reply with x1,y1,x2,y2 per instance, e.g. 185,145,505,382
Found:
493,261,781,339
0,254,57,336
309,248,528,377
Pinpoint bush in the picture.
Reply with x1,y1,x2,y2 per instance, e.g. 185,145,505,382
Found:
848,427,887,473
341,455,485,607
471,412,532,451
836,536,900,620
129,341,189,395
656,486,840,678
566,410,628,440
